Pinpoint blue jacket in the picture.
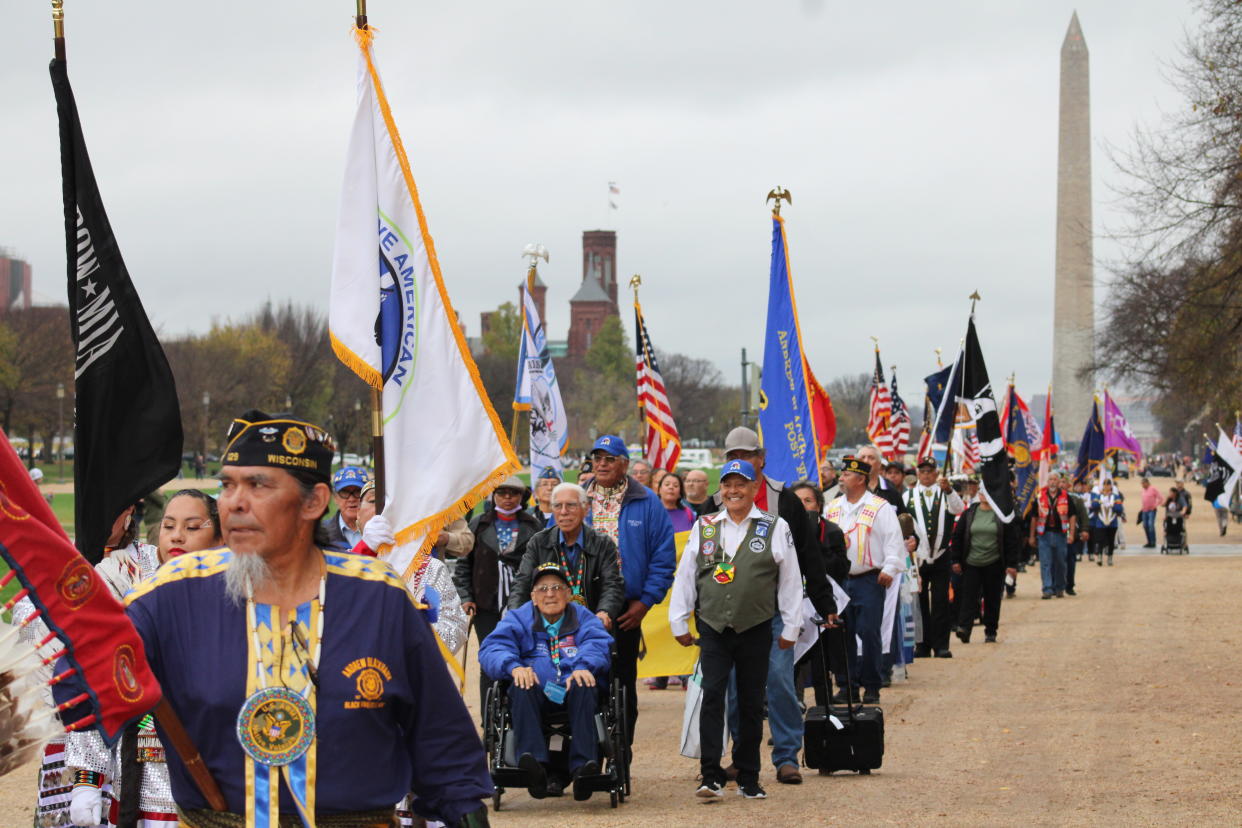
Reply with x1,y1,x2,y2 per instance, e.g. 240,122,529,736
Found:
585,475,676,608
478,601,611,686
1088,492,1125,528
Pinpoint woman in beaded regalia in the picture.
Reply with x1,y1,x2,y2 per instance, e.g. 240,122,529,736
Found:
66,492,221,828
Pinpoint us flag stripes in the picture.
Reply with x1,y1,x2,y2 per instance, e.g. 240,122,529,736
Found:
889,367,911,458
867,349,894,455
634,300,681,471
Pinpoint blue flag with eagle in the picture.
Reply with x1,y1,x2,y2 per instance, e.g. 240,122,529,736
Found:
329,28,519,580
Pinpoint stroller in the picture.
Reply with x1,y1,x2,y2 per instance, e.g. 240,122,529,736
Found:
1161,502,1189,555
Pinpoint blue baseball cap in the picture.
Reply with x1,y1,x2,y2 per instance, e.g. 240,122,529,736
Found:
720,459,756,481
590,435,629,459
537,466,563,481
332,465,369,492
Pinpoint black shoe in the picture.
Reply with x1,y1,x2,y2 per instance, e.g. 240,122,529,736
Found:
881,676,892,688
1054,591,1064,598
546,776,566,797
831,687,858,704
518,753,548,799
934,650,953,658
862,688,880,704
572,761,598,801
1041,593,1052,600
984,633,997,643
914,643,933,658
1097,558,1103,566
1005,587,1016,597
956,628,971,644
738,781,767,799
696,779,725,800
1065,588,1077,596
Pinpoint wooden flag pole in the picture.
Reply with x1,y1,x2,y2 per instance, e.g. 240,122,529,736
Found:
154,699,227,812
631,275,645,437
371,385,386,513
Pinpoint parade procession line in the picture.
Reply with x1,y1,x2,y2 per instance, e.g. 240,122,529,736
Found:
1,558,1239,824
450,554,1242,827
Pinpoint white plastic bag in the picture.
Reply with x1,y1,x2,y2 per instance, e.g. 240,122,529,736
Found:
679,658,729,759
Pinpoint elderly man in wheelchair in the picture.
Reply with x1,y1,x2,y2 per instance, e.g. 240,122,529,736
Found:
479,562,612,801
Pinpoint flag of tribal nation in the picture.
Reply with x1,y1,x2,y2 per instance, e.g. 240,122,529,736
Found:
634,301,681,472
329,28,519,578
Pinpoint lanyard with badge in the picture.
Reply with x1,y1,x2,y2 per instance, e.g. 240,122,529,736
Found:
544,626,572,703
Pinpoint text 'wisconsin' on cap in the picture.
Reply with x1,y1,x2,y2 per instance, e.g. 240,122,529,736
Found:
223,409,336,485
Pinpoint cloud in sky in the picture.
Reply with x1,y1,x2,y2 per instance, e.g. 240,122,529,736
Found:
0,0,1192,400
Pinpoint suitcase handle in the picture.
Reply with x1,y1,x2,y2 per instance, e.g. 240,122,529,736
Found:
816,623,858,723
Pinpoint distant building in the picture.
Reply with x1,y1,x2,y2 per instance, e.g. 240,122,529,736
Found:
480,230,620,361
567,230,618,359
0,250,32,311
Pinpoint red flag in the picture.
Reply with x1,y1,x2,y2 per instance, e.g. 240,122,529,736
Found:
805,359,836,460
0,429,160,744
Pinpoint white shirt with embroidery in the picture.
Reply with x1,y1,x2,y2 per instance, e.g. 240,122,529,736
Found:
668,505,803,640
824,494,904,578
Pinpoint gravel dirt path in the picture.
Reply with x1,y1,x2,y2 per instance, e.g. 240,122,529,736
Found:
2,476,1239,826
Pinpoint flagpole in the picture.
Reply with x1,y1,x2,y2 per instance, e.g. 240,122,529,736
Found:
631,274,645,438
370,386,386,512
355,0,367,29
51,0,65,60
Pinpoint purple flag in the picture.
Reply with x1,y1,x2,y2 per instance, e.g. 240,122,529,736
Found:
1103,392,1144,460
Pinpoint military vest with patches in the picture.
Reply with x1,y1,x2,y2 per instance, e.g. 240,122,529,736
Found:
694,512,780,634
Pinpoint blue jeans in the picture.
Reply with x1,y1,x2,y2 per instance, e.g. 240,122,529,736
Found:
1140,510,1157,546
1038,532,1068,595
509,682,598,773
837,574,885,692
727,622,801,769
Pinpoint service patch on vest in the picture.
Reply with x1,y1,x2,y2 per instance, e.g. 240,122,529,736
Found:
701,540,716,556
754,520,771,538
748,538,766,553
702,523,717,539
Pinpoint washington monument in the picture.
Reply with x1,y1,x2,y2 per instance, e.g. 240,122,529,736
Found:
1052,12,1094,444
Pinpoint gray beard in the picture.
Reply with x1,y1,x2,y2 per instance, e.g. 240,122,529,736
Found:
224,552,272,607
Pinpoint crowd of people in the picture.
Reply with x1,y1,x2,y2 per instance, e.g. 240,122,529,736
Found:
24,409,1217,827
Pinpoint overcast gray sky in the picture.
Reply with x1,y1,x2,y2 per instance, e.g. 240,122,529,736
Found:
1,1,1193,402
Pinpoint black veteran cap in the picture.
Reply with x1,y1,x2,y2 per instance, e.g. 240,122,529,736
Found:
840,455,871,476
532,562,571,587
916,457,938,471
222,409,336,484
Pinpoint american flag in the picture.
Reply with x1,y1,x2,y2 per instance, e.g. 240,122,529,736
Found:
1233,415,1242,454
634,300,681,471
889,367,910,458
867,350,894,455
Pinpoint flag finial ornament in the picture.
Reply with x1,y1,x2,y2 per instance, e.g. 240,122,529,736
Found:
765,186,792,216
969,290,981,313
629,273,642,292
521,243,549,265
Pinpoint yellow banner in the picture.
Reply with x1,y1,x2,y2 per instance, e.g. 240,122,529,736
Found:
637,530,698,679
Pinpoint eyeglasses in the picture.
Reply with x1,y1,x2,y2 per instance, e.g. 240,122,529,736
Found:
534,584,568,594
591,454,622,465
336,490,362,501
551,502,582,512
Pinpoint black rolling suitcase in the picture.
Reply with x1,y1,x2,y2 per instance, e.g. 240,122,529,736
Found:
803,626,884,774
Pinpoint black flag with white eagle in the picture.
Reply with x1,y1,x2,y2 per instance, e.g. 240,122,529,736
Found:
52,58,182,564
960,313,1015,523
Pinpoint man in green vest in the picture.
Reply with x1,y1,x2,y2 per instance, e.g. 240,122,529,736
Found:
669,459,804,802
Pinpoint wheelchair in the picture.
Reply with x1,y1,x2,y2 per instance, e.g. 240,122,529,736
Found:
482,672,631,809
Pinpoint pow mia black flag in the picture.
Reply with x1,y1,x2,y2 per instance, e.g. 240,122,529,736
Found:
52,58,182,564
959,314,1016,524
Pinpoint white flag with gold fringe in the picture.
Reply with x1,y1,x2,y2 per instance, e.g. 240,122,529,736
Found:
329,27,518,579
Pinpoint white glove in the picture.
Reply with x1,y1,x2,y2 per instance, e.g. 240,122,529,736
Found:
69,784,103,827
361,513,396,552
